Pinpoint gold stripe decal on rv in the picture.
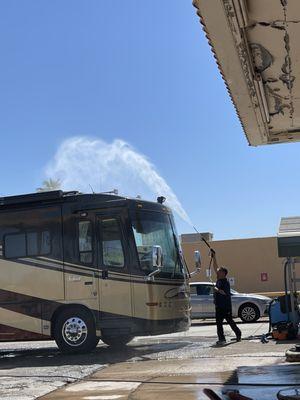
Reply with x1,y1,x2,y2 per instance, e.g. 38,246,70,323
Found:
0,307,47,335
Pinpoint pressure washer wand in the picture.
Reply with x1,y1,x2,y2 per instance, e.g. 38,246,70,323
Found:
193,226,215,282
193,226,213,250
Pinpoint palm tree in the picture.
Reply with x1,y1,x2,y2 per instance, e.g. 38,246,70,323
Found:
36,178,61,192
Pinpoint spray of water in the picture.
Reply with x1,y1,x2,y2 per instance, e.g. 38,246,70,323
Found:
45,137,192,224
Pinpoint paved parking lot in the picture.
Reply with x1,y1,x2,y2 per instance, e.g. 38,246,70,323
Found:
0,319,298,399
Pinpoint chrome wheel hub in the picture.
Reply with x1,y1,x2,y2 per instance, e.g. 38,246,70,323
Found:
241,307,256,321
62,317,88,346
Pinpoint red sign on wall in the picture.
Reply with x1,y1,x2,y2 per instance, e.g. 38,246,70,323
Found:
261,272,268,282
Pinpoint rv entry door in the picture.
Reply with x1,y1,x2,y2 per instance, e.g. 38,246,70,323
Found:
97,212,133,328
64,217,98,307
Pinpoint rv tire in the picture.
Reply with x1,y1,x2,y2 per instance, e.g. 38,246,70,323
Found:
54,307,99,354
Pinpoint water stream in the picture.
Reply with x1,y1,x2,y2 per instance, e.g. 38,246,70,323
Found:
45,136,192,224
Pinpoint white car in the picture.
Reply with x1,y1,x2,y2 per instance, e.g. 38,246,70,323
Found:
190,282,271,322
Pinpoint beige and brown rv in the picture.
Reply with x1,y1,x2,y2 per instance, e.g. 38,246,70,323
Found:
0,191,190,353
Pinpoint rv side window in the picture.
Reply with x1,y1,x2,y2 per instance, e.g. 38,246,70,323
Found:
4,233,26,258
101,218,124,268
27,232,39,256
40,231,51,254
78,221,93,264
4,230,51,259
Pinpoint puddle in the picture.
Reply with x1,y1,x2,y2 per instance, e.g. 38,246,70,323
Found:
237,365,300,386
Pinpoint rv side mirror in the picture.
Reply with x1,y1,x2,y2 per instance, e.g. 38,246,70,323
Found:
194,250,201,269
145,246,163,281
152,245,163,269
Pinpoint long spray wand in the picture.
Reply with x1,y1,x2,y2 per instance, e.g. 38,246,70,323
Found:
193,226,215,283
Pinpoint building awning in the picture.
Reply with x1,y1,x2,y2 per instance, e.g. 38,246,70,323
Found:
193,0,300,146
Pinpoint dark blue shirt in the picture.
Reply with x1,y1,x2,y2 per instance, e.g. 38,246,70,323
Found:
215,278,232,310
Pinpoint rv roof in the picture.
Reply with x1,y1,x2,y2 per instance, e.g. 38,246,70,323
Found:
193,0,300,146
0,191,172,214
0,191,124,207
0,190,67,206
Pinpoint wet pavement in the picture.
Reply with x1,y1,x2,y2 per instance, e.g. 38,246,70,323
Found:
40,358,300,400
0,320,299,399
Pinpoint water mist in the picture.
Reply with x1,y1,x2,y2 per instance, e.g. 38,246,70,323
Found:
45,137,191,224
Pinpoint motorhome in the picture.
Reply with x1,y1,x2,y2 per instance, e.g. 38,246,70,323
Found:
0,191,190,353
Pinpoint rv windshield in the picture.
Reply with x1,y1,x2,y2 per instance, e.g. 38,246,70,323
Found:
131,210,184,278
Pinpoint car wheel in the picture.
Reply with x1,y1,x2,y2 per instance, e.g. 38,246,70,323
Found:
54,307,99,354
101,333,134,347
238,303,260,323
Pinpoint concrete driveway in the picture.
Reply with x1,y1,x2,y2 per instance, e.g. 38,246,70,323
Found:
0,319,299,399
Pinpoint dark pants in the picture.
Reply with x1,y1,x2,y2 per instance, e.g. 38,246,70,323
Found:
215,307,241,341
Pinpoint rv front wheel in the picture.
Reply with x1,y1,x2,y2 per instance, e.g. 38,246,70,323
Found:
54,307,99,354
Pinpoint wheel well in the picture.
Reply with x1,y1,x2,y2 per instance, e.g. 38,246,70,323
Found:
50,304,96,338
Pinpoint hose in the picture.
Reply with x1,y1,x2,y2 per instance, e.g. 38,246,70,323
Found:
208,253,213,283
284,258,290,323
261,259,292,343
193,226,215,283
0,374,297,388
260,298,277,342
269,299,275,329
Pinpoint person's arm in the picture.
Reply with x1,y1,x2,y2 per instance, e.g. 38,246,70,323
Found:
215,280,229,296
210,249,218,275
211,250,226,295
214,286,226,295
223,280,231,296
210,249,224,294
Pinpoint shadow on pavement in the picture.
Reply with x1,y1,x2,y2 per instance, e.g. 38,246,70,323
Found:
0,340,191,370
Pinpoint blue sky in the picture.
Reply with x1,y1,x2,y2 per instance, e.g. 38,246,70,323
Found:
1,0,300,240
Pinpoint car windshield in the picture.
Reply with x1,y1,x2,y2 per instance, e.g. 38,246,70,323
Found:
231,289,239,294
131,210,184,278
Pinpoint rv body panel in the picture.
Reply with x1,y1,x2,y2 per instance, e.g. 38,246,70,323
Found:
0,191,190,346
0,204,63,340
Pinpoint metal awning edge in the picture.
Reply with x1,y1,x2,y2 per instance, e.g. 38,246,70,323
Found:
192,0,272,146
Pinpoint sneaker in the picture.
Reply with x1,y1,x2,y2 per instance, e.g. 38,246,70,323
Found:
216,339,226,346
236,334,242,342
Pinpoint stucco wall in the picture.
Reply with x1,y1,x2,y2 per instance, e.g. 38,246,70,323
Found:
182,236,285,294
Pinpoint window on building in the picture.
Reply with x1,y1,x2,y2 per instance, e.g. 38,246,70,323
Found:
101,218,124,268
78,221,93,264
4,231,51,259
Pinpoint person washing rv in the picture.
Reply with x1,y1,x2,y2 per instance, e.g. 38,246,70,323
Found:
210,249,241,345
